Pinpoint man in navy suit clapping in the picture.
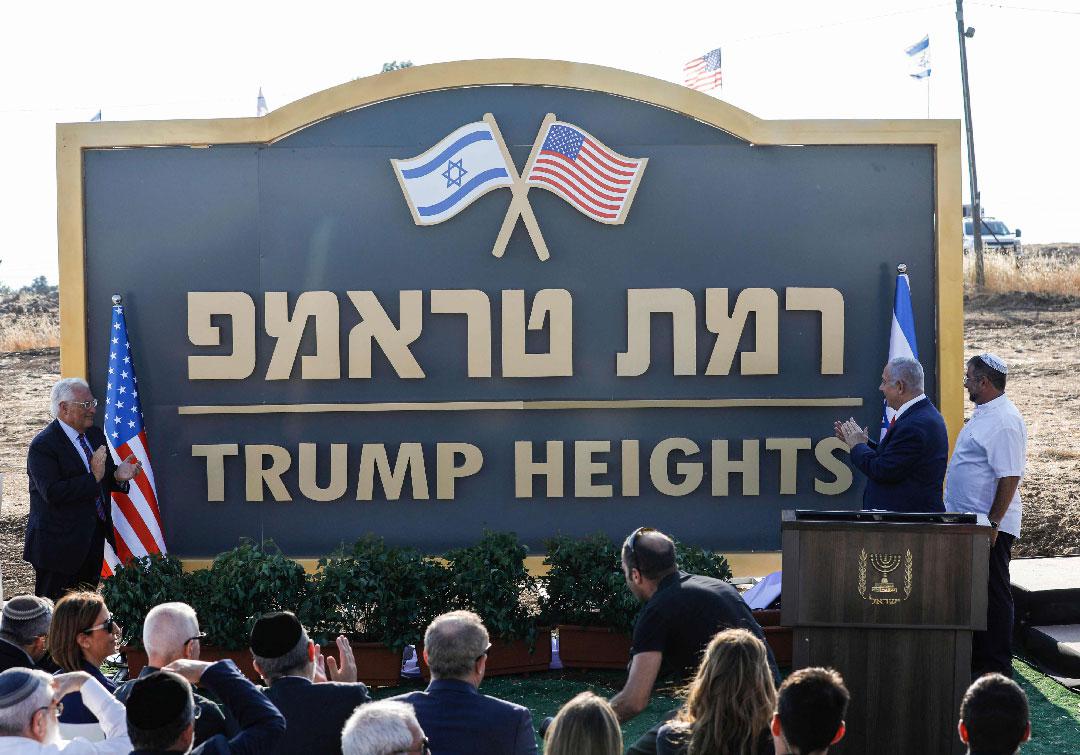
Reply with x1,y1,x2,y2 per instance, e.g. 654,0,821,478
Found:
835,357,948,513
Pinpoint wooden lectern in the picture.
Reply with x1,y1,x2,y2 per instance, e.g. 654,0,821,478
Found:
781,510,990,755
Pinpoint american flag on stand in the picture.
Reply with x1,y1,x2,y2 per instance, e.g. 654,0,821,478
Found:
525,121,647,225
684,48,723,92
101,298,167,577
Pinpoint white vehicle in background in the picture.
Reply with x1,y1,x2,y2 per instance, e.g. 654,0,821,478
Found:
962,206,1022,255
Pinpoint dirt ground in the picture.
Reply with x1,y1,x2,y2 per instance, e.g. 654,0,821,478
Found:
2,296,1078,595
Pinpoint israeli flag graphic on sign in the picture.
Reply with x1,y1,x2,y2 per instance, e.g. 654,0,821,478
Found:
392,121,515,225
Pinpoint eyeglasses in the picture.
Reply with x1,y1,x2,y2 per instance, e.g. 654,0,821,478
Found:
393,738,430,755
68,399,99,409
34,701,63,718
962,374,984,386
475,643,492,663
82,615,119,635
184,632,207,647
624,526,657,568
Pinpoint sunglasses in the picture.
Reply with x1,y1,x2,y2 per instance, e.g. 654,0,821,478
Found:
82,615,119,635
476,643,492,663
184,632,207,647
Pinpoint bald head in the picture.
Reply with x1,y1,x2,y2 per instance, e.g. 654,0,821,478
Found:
143,603,200,666
621,528,677,581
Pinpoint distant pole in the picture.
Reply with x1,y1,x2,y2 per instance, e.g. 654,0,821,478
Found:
956,0,984,286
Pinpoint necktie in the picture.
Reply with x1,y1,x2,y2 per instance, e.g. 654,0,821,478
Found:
76,433,108,522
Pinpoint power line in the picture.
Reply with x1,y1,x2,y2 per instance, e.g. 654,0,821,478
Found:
972,1,1080,14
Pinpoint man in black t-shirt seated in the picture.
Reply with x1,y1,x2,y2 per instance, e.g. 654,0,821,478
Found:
608,527,779,755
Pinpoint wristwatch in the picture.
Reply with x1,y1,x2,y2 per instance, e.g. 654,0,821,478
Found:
989,520,999,530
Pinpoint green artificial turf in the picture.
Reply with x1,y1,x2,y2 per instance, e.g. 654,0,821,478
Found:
1013,658,1080,755
374,660,1080,754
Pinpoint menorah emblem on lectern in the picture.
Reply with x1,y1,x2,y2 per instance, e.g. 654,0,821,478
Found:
869,553,902,594
858,549,914,604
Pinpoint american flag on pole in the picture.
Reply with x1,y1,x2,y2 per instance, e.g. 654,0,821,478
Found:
880,267,919,440
684,48,723,92
524,121,647,225
101,298,167,576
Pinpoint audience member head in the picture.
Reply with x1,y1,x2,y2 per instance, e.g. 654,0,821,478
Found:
671,628,777,755
125,669,197,752
967,354,1008,403
341,700,426,755
0,668,58,743
422,610,489,684
0,595,54,662
47,591,119,672
772,667,849,755
545,691,622,755
250,611,315,684
621,527,677,601
958,673,1030,755
143,602,202,667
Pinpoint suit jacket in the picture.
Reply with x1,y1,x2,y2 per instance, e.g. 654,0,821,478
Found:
850,397,948,513
131,660,285,755
392,679,537,755
24,419,125,575
262,675,371,754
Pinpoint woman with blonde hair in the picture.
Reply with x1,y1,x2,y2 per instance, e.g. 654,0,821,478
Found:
545,691,623,755
47,591,122,738
656,628,777,755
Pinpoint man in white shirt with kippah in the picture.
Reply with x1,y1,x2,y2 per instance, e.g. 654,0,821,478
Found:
945,353,1027,679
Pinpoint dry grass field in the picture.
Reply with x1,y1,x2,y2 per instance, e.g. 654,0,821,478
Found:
1,259,1078,592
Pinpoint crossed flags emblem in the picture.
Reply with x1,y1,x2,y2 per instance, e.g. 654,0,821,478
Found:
391,113,648,262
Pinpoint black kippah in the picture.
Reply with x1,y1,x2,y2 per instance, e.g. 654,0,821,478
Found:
250,611,303,658
126,671,192,730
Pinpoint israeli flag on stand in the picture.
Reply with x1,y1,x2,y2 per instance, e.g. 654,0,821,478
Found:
392,121,514,226
881,267,919,439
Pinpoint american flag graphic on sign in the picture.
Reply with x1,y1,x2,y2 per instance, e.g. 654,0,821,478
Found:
101,299,167,576
684,48,723,92
524,121,646,225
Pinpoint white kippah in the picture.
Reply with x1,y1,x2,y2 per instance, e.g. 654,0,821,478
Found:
977,353,1008,374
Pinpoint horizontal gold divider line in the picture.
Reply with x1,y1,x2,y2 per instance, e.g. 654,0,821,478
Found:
178,397,863,415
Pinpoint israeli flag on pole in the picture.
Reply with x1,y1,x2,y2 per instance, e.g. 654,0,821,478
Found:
880,268,919,439
392,121,514,226
905,35,931,79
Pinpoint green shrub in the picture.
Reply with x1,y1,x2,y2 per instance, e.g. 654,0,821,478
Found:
540,533,638,634
675,541,733,581
446,531,539,644
101,553,188,648
199,540,308,649
313,535,451,651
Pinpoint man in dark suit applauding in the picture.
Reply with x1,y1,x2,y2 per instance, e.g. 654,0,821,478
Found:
392,610,537,755
24,378,141,600
834,357,948,513
251,611,371,755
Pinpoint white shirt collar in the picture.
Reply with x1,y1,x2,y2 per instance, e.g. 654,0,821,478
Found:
973,393,1008,414
57,417,84,440
894,393,927,419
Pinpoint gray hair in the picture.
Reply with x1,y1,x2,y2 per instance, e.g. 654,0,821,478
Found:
341,700,419,755
0,669,53,737
252,631,311,682
423,610,489,680
0,596,53,648
143,603,199,663
50,377,90,418
887,356,924,393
